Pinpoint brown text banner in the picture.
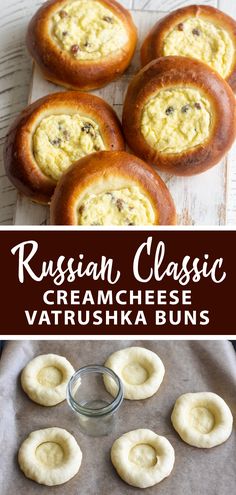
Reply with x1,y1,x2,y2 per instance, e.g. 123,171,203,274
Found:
0,230,235,335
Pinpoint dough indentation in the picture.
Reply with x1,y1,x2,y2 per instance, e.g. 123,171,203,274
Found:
37,366,63,387
190,406,215,434
18,427,82,486
104,347,165,400
129,444,157,468
122,362,149,385
171,392,233,448
21,353,75,406
36,441,64,468
111,428,175,488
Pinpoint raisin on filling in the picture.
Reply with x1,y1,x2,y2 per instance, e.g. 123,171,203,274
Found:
77,187,155,225
141,88,212,154
33,114,105,181
163,17,234,78
52,0,128,60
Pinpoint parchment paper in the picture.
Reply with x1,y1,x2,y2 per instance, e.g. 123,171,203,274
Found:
0,340,235,494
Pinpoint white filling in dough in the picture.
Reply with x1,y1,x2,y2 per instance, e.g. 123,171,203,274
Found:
21,353,75,406
111,429,175,488
163,17,234,79
52,0,128,60
33,114,105,182
171,392,233,448
104,346,165,399
18,427,82,486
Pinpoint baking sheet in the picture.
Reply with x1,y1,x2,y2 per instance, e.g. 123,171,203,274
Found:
0,340,235,494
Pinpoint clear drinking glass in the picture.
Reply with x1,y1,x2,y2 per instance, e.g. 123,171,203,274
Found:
67,365,124,436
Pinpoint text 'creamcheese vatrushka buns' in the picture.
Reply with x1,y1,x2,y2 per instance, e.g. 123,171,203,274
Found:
26,0,137,90
141,5,236,92
4,91,124,203
122,56,236,176
50,151,176,225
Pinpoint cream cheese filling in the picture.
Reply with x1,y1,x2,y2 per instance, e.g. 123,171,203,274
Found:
163,17,234,78
78,186,155,225
141,87,212,154
33,113,105,181
52,0,128,60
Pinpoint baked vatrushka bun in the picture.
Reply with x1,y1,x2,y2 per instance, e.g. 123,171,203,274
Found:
27,0,137,90
4,91,124,203
122,56,236,176
50,151,176,225
141,5,236,92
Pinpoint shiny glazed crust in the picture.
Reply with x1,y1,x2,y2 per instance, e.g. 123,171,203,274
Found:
122,57,236,176
4,91,125,204
26,0,137,90
141,5,236,91
50,151,177,225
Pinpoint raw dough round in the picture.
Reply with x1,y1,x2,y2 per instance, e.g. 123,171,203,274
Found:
111,429,175,488
21,353,75,406
18,427,82,486
104,347,165,399
171,392,233,448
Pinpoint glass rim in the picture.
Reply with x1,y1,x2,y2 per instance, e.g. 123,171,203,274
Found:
67,364,124,417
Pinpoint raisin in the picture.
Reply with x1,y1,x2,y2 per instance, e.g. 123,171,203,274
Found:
128,222,135,226
71,44,80,54
79,205,85,215
177,23,184,31
116,199,124,212
103,16,114,23
62,31,68,36
81,123,94,134
63,130,70,140
59,10,68,18
194,102,201,110
165,106,174,115
50,138,61,146
84,40,92,47
181,104,190,113
94,145,101,151
192,28,200,36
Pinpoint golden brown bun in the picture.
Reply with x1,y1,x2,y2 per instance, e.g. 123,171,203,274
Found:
141,5,236,92
4,91,125,204
122,56,236,176
27,0,137,91
50,151,176,225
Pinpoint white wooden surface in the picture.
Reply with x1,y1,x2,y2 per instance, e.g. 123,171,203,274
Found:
0,0,235,225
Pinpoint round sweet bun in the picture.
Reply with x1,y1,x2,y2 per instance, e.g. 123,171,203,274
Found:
141,5,236,91
26,0,137,91
50,151,176,225
122,56,236,176
4,91,124,204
